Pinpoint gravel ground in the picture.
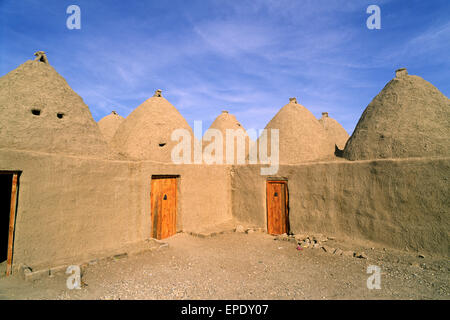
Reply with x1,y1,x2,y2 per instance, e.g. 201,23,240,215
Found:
0,232,448,300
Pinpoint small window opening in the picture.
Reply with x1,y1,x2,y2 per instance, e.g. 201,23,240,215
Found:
31,109,41,116
159,143,166,147
57,113,64,119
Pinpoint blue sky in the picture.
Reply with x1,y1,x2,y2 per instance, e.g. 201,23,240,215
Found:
1,0,449,136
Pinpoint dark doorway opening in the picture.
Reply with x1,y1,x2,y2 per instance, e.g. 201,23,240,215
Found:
0,174,12,263
0,172,19,276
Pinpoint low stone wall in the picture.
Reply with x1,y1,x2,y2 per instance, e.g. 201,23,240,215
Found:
231,157,450,256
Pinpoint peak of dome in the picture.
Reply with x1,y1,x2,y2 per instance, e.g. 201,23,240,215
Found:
34,51,49,64
111,94,194,161
318,112,349,151
202,110,251,164
0,57,108,156
98,111,125,142
262,101,335,163
207,111,246,132
395,68,408,78
344,72,450,160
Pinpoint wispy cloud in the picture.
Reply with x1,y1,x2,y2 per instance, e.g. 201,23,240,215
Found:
1,0,448,134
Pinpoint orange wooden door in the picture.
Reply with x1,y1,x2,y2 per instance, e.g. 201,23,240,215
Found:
150,177,177,240
6,173,18,276
266,181,289,235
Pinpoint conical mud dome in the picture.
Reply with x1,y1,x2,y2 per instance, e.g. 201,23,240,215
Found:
203,110,251,164
260,98,335,164
319,112,349,150
344,69,450,160
0,55,108,156
111,90,194,162
98,111,125,142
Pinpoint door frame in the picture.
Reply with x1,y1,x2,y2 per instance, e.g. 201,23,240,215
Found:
0,171,20,276
150,175,180,239
266,179,289,235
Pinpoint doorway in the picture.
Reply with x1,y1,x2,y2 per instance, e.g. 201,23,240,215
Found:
0,172,19,276
150,176,178,240
266,180,289,235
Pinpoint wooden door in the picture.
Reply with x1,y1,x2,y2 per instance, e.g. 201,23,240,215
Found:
150,177,177,240
6,174,18,276
266,181,289,235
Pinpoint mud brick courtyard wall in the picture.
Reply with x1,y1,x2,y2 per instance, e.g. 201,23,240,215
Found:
231,157,450,256
0,149,232,270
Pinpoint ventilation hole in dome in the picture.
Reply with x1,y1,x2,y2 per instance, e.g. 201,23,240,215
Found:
31,109,41,116
159,143,167,147
57,113,65,119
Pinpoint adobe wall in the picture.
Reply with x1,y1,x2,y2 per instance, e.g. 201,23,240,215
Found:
0,149,232,270
1,144,447,270
139,162,233,232
231,158,449,256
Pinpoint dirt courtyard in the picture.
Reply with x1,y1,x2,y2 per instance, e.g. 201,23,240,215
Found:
0,232,448,300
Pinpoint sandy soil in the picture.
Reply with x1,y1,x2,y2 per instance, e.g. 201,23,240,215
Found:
0,232,448,300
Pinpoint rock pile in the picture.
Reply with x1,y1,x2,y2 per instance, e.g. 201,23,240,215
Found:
274,233,328,247
234,225,265,234
273,233,368,259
